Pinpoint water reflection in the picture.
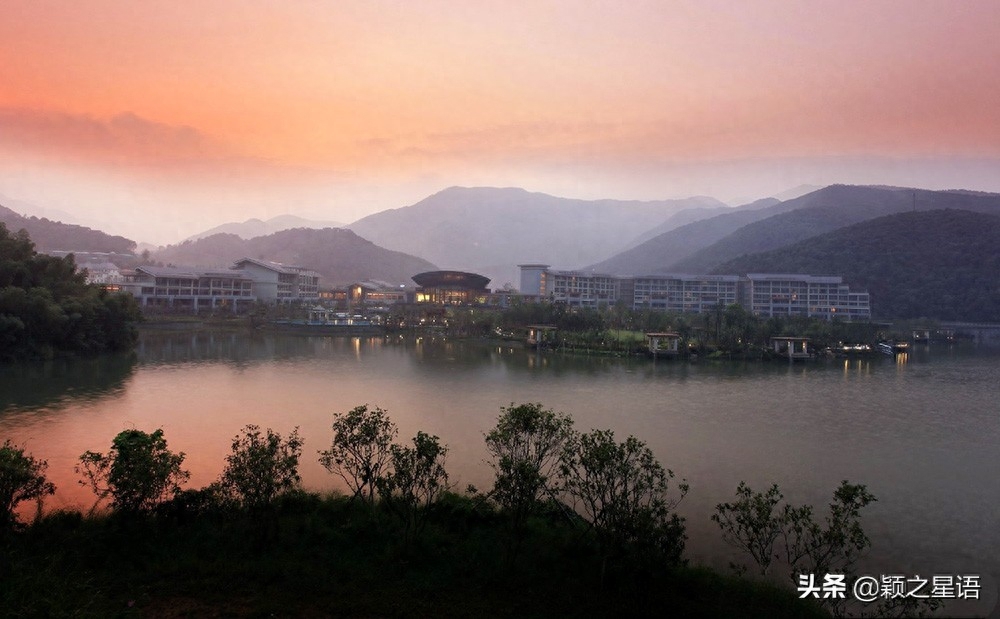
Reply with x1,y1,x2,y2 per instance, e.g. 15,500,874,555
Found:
0,354,136,413
1,331,998,616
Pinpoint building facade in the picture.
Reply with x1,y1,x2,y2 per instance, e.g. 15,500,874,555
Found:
518,266,871,321
121,265,256,313
744,273,871,321
120,257,322,313
232,258,320,303
632,274,741,313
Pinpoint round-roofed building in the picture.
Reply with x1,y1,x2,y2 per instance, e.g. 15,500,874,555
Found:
412,270,491,305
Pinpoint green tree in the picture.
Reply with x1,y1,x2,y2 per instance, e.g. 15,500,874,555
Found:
0,223,140,360
714,481,889,617
219,425,303,512
560,429,688,578
319,405,397,509
711,482,785,576
77,428,189,514
484,402,574,560
0,440,56,530
380,431,450,540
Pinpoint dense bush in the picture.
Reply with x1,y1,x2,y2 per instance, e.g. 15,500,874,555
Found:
0,440,55,530
77,428,189,514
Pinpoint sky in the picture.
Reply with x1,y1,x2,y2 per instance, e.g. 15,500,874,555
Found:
1,0,999,245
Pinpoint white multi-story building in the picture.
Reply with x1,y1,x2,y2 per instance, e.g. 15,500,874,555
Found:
121,257,322,313
518,265,621,308
517,266,872,321
122,266,256,313
632,274,741,313
232,258,320,304
744,273,871,321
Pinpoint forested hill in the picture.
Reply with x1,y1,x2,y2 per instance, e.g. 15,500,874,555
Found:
153,227,437,286
673,185,1000,273
0,203,135,254
712,209,1000,321
0,224,140,360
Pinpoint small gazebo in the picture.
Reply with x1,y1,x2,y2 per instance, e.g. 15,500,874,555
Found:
527,325,557,350
770,336,812,360
645,332,681,358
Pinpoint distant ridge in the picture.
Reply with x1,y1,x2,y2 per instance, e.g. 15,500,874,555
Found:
713,209,1000,321
184,214,345,242
621,197,779,251
672,185,1000,273
347,186,727,286
153,227,435,286
0,202,135,254
588,185,1000,275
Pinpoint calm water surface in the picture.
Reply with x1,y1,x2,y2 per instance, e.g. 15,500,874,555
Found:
2,331,998,614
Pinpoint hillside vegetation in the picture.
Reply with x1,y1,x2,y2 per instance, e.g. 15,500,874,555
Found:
183,214,345,242
674,185,1000,273
0,224,141,360
713,209,1000,321
590,185,1000,275
153,227,437,286
0,203,135,254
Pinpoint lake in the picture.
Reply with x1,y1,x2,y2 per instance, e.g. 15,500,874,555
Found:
2,330,997,615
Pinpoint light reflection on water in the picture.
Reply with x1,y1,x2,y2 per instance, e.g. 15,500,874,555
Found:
1,332,998,614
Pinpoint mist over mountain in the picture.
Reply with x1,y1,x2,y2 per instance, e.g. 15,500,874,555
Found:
586,194,813,275
0,202,135,254
347,186,726,284
589,185,1000,275
153,227,435,286
712,209,1000,321
184,215,346,242
672,185,1000,273
622,197,779,251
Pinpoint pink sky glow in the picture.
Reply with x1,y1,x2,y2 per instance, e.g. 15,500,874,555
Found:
1,0,998,244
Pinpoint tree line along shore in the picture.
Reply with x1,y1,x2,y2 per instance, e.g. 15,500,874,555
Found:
3,402,943,618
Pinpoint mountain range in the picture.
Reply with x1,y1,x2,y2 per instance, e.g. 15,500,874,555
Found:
0,202,135,254
712,209,1000,321
589,185,1000,275
347,186,727,286
183,215,345,243
6,182,1000,321
153,228,435,286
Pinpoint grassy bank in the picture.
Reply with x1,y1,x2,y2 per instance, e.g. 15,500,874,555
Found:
1,492,827,618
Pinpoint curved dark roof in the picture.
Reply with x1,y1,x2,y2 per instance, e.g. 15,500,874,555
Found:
412,270,490,290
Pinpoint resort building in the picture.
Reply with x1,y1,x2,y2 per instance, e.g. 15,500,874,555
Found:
632,274,741,313
78,260,125,286
517,265,621,308
232,258,320,304
119,257,323,313
517,266,871,321
745,274,871,321
412,271,491,305
121,265,256,313
346,281,412,307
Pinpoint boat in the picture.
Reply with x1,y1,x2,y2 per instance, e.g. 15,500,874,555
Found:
877,341,908,355
266,306,383,334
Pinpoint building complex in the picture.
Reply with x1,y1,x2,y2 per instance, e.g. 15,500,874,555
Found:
519,265,871,321
119,258,319,313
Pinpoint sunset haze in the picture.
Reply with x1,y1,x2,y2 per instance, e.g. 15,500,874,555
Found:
2,0,998,244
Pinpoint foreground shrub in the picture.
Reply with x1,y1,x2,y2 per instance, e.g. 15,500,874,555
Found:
0,440,56,530
560,429,688,577
77,428,189,514
319,405,397,509
219,425,303,512
485,403,574,562
380,431,450,538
